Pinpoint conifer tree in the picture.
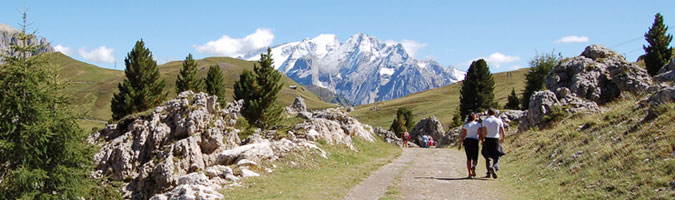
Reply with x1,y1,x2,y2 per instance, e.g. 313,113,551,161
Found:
643,13,673,75
505,88,520,110
389,107,414,137
205,64,227,105
111,40,167,120
521,52,560,110
0,12,100,199
233,48,284,129
458,59,495,118
451,106,463,128
176,53,204,94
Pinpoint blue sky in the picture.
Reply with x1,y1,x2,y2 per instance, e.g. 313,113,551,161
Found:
1,0,673,72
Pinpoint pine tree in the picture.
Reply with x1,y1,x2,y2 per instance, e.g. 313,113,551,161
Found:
505,88,520,110
176,53,204,94
521,52,560,110
643,13,673,75
234,48,284,129
450,106,463,128
111,40,167,120
389,107,414,137
0,12,100,199
205,64,227,106
458,59,495,118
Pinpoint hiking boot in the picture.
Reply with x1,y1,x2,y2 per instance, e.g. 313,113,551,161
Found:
470,166,476,177
484,170,492,178
491,170,498,179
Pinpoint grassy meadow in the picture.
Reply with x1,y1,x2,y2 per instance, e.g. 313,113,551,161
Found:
350,68,529,129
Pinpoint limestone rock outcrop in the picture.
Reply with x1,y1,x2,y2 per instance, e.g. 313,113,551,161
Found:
91,91,353,199
374,127,401,146
520,45,652,131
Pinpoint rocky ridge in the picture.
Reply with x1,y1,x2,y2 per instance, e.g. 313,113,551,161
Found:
0,23,54,62
91,92,376,200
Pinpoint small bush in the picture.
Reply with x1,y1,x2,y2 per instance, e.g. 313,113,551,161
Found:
542,105,568,127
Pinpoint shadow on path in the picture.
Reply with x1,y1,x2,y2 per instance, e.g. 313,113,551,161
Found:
414,176,493,181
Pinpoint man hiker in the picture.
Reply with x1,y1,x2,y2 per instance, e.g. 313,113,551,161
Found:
402,128,410,148
480,108,505,179
459,112,481,178
422,135,429,148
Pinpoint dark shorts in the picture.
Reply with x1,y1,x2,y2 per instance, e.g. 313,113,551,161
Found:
463,138,479,161
481,138,505,158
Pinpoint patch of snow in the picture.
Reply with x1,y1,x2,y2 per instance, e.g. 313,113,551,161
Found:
417,62,427,69
379,68,395,76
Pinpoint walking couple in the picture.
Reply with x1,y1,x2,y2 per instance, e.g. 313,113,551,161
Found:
458,108,505,179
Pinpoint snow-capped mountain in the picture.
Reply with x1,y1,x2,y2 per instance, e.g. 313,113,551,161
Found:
244,33,465,105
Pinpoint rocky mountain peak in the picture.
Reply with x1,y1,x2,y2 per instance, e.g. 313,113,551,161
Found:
0,23,54,61
246,33,465,105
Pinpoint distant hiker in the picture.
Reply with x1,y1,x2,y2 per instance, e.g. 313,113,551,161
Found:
402,129,410,148
422,135,429,148
459,112,481,178
481,108,505,179
428,136,434,147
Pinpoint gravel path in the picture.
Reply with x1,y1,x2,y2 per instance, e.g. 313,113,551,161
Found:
345,147,508,200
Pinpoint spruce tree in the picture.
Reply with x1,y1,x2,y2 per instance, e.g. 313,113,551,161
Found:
643,13,673,75
0,13,99,199
205,64,227,106
176,53,204,94
450,106,463,128
389,107,414,137
234,48,284,129
111,40,167,120
505,88,520,110
521,52,560,110
458,59,495,118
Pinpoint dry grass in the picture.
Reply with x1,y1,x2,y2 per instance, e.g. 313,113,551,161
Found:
501,98,675,199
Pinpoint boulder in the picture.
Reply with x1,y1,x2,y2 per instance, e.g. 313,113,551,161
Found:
290,96,308,113
293,118,355,150
655,58,675,82
409,116,445,146
240,169,260,177
374,127,401,146
150,172,224,200
644,86,675,120
217,141,275,165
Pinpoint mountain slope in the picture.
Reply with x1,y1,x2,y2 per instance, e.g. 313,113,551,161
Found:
245,33,465,105
350,68,528,129
46,52,335,122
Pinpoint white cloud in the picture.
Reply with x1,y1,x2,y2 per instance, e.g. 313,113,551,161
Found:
194,28,274,57
555,35,590,43
78,46,115,63
485,52,520,67
457,52,521,68
54,44,72,56
384,39,428,58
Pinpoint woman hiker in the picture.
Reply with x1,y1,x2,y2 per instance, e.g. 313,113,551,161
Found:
481,108,506,179
459,112,481,178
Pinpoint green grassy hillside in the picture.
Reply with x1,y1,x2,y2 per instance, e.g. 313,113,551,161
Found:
502,98,675,199
350,68,528,129
46,52,335,125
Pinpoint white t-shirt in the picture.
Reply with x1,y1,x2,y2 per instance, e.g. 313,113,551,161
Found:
462,121,480,140
482,116,504,139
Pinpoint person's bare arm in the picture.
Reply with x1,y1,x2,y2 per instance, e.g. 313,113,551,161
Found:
459,129,467,150
499,125,505,143
480,127,486,144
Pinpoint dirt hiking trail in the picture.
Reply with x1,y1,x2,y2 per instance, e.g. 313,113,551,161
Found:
345,148,509,200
